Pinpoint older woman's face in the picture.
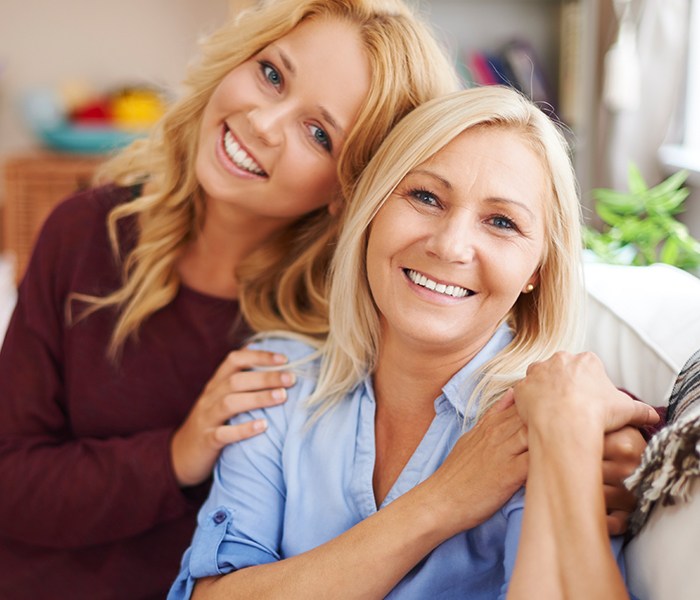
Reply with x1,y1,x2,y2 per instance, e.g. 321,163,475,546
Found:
366,126,547,356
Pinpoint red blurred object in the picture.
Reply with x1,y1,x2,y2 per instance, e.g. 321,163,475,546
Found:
70,98,113,125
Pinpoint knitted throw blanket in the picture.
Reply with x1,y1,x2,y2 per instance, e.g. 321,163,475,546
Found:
625,348,700,535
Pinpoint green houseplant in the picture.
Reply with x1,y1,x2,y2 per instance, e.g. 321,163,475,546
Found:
584,163,700,272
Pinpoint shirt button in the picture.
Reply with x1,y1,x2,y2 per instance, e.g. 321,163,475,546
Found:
212,510,227,524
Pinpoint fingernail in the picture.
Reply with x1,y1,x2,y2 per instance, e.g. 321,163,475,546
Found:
280,372,296,386
272,388,287,402
253,419,268,431
273,353,288,364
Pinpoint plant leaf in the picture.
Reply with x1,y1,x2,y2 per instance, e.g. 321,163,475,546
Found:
648,169,689,198
627,163,648,195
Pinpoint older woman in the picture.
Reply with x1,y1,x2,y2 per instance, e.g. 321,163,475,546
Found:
169,86,657,599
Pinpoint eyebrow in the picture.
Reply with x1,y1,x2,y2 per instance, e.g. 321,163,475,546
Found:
274,47,345,139
410,169,452,190
408,168,537,218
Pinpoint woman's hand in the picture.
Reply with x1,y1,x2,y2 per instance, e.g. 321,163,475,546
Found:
511,352,656,536
421,395,529,537
171,348,294,487
513,351,659,434
602,426,647,535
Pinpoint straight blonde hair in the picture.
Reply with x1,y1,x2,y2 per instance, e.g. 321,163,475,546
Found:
81,0,459,357
306,87,585,420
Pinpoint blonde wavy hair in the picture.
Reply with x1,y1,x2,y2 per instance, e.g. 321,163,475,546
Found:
83,0,459,357
307,87,586,420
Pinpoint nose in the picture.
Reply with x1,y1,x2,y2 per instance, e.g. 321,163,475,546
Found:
246,102,288,147
424,213,476,264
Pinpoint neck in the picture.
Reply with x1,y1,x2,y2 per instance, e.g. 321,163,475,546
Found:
373,332,483,418
178,199,293,299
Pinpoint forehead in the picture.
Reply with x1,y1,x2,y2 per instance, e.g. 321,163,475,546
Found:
268,17,371,133
271,17,370,88
417,126,549,208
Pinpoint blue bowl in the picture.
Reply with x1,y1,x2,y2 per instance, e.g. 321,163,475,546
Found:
21,87,144,154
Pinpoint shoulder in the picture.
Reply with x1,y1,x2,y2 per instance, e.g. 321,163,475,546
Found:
34,184,136,261
231,335,322,429
43,183,136,232
246,334,320,365
23,184,138,295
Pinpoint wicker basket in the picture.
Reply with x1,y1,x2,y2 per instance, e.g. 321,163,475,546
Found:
2,152,104,283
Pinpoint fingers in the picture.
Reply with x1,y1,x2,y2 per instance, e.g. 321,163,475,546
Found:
601,425,643,535
216,389,287,423
603,482,636,512
212,419,269,447
209,368,295,421
625,399,661,428
208,348,288,387
602,426,645,475
493,388,515,411
479,402,525,442
606,510,630,536
224,368,295,395
170,349,293,487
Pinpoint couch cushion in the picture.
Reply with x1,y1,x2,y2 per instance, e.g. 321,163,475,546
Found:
583,261,700,406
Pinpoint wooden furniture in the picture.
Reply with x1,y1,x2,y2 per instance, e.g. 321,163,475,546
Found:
2,152,104,283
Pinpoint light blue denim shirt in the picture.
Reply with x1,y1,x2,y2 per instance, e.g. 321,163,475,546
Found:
169,323,626,599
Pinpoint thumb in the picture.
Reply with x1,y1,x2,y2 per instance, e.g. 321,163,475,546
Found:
623,400,661,429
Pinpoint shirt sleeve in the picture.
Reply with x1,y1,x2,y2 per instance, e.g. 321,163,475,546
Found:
168,366,294,599
499,488,525,599
0,191,202,548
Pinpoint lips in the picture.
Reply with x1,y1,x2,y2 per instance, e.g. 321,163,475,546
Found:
404,268,474,298
222,126,267,176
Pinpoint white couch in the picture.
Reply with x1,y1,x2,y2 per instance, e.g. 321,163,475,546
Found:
582,260,700,600
582,260,700,406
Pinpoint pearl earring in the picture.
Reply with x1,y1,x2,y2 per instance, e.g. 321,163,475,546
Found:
524,283,535,293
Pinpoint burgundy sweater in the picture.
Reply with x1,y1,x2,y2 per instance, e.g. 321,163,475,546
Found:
0,185,251,599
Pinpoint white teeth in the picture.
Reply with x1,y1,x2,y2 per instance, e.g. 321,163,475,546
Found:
224,130,265,175
406,269,471,298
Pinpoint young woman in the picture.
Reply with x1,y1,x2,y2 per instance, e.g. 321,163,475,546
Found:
168,86,658,599
0,2,459,598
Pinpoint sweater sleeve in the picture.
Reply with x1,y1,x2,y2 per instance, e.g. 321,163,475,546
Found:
0,189,203,549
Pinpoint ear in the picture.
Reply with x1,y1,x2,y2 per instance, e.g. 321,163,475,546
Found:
523,270,540,294
328,195,343,217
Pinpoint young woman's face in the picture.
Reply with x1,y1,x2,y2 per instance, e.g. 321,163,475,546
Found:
366,126,548,356
196,17,370,222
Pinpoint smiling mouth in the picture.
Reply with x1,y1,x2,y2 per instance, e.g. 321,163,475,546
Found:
404,268,474,299
223,126,267,176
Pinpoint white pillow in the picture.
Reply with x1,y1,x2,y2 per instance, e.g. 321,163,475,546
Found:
625,476,700,600
624,394,700,600
583,261,700,406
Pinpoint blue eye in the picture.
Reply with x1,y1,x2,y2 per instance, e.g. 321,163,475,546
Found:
410,189,439,207
491,215,517,230
309,124,332,152
260,62,282,87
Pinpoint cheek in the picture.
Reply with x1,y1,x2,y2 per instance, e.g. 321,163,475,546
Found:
284,155,339,207
204,68,248,119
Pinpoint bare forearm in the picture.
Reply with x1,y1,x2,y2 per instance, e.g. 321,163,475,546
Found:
193,486,451,600
509,422,628,599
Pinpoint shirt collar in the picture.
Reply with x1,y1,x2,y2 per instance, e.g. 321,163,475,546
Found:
441,322,514,421
358,322,514,419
